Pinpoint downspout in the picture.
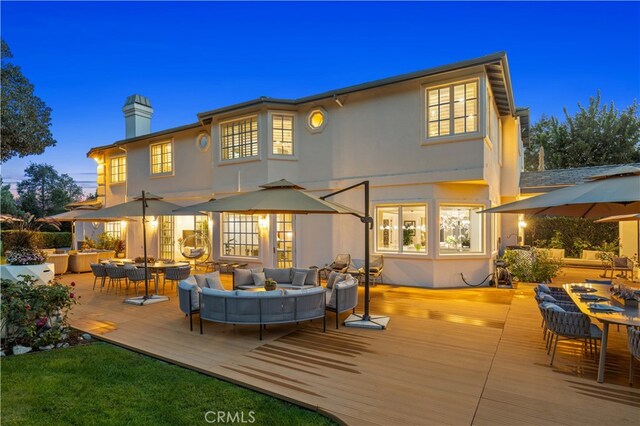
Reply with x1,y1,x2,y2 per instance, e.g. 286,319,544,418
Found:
118,146,128,258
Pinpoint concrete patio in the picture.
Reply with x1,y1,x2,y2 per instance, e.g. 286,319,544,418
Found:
66,267,640,425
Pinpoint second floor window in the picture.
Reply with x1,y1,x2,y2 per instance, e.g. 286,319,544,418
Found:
426,80,478,138
150,142,173,175
221,116,258,160
272,114,294,155
110,156,126,183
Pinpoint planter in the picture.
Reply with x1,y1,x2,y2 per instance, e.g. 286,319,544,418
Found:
0,263,55,286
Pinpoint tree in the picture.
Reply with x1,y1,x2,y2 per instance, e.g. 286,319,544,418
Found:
16,164,83,217
1,178,22,217
1,39,56,162
525,92,640,171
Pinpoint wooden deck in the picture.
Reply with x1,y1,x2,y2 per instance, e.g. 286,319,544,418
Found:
67,268,640,425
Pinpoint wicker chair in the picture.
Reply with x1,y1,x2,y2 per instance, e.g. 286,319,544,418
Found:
125,267,156,296
325,277,358,329
613,257,634,279
104,264,128,293
318,254,351,283
164,266,191,294
90,263,107,291
628,327,640,386
359,254,384,286
542,308,602,366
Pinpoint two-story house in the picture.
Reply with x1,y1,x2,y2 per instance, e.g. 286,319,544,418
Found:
85,51,529,287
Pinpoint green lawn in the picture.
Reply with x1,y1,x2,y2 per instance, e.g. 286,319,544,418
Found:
1,342,335,426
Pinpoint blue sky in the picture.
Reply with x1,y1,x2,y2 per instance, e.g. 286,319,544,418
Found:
2,1,639,194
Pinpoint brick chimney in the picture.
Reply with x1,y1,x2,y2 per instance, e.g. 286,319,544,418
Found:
123,94,153,138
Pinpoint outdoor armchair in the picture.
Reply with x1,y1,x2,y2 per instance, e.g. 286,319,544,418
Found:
69,252,99,273
359,254,384,286
46,253,69,275
178,277,200,332
612,256,634,279
325,276,358,329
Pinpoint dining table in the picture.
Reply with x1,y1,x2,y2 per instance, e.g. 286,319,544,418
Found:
563,283,640,383
101,259,190,294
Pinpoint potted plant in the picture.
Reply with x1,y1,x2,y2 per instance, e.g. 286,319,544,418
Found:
114,239,126,258
264,278,277,291
0,214,56,285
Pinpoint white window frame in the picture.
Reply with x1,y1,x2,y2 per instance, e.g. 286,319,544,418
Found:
422,76,483,145
219,115,260,163
110,155,126,184
149,140,174,177
221,213,260,259
437,202,487,257
268,111,297,160
375,203,429,256
104,221,123,240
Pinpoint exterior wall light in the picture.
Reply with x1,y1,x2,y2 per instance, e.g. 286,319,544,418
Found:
518,220,527,228
258,215,269,229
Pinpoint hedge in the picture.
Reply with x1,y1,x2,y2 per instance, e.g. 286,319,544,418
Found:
1,231,72,251
523,217,618,258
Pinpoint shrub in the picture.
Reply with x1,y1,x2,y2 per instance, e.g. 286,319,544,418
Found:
503,248,563,283
1,231,72,251
96,232,116,250
6,248,46,265
1,275,78,350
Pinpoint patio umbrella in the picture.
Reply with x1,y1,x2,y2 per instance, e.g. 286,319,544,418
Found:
81,192,197,305
41,210,131,250
480,165,640,218
596,213,640,258
175,179,389,329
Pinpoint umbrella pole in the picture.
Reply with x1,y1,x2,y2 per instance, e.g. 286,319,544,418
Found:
321,180,389,329
142,190,149,298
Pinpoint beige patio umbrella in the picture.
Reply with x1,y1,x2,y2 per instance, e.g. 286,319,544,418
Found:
81,192,202,305
480,165,640,218
175,179,389,329
41,209,132,250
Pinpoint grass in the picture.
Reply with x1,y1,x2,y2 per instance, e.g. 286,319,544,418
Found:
1,342,335,426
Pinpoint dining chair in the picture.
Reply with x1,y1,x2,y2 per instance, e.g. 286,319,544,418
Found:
164,266,191,294
104,264,128,294
542,307,602,366
125,267,156,296
90,263,107,291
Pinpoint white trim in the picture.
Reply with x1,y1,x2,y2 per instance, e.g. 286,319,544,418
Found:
217,114,260,164
435,201,489,259
195,132,211,153
109,154,127,184
149,140,174,177
267,110,298,160
373,201,430,257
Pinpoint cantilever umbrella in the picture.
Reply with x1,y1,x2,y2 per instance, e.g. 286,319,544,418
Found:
596,213,640,258
42,209,132,250
175,179,390,329
81,192,201,305
480,166,640,219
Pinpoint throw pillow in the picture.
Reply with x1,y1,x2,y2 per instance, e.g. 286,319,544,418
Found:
543,303,566,312
539,293,557,303
326,271,340,289
292,271,307,286
252,272,266,286
205,275,224,290
537,283,551,293
233,268,254,286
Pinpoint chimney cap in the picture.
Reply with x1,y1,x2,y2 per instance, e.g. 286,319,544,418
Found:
124,94,152,108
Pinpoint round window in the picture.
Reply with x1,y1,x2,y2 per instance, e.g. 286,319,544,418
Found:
306,108,327,133
196,133,210,152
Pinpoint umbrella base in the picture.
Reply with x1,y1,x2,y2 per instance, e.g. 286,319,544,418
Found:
343,313,390,330
124,295,170,306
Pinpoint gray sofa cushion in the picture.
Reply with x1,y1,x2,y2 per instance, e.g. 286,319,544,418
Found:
234,268,256,286
327,271,349,289
201,287,234,297
252,272,266,286
178,280,201,311
291,268,318,286
327,277,357,307
292,271,307,286
236,289,283,298
264,268,292,284
205,272,224,291
195,271,223,289
284,286,325,296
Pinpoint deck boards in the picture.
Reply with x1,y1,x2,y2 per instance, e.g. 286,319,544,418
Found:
65,267,640,425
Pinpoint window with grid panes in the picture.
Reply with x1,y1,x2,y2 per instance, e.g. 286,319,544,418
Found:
110,156,126,183
150,142,173,175
221,116,258,160
272,114,294,155
222,213,259,257
426,81,478,138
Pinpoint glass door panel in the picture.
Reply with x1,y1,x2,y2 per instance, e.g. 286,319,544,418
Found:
275,214,294,268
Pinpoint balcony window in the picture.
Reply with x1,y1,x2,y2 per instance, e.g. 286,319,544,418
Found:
150,142,173,175
272,114,294,155
376,204,427,254
426,80,478,138
221,116,258,160
439,205,484,254
110,156,126,183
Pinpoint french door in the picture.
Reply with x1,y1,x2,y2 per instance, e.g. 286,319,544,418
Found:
273,214,295,268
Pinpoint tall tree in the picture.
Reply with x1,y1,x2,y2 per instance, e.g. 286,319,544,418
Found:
1,178,22,216
525,92,640,171
16,164,83,217
1,39,56,162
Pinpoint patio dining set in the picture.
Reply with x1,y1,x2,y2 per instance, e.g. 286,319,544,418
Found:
89,259,191,296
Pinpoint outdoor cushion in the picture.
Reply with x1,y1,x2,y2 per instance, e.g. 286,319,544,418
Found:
537,283,551,293
292,271,307,286
178,281,201,310
291,267,318,286
264,268,292,284
236,289,283,298
252,272,266,286
542,302,566,312
201,287,234,297
327,271,349,289
539,293,557,303
234,268,255,286
284,286,325,296
581,250,600,261
195,271,222,289
205,273,224,291
327,277,357,307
